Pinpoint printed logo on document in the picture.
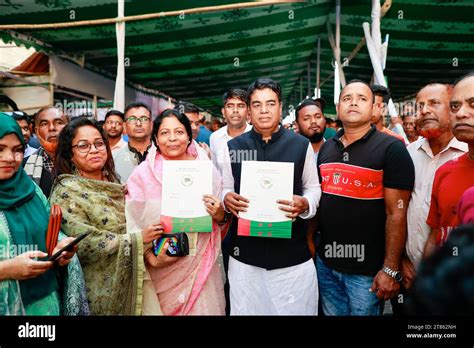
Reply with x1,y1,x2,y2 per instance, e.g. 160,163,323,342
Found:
260,176,273,189
181,175,193,187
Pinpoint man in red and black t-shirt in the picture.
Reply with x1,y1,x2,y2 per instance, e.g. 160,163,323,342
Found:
316,80,415,316
424,73,474,257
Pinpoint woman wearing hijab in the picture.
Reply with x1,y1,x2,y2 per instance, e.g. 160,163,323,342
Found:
0,112,88,315
49,117,162,315
126,109,230,315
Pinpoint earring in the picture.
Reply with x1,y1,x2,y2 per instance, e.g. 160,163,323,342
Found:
72,163,83,176
102,168,109,177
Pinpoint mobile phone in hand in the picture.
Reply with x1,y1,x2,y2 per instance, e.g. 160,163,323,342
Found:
152,236,180,257
48,233,88,261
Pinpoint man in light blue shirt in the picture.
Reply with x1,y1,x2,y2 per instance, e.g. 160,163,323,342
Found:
196,117,212,146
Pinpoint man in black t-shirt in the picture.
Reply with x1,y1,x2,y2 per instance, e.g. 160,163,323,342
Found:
316,80,415,316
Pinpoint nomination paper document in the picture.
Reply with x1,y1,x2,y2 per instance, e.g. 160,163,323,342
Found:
238,161,294,238
161,160,213,233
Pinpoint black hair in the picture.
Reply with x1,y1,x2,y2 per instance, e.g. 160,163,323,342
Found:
247,78,282,103
124,102,152,118
371,85,391,103
406,224,474,315
339,79,375,103
104,109,125,122
335,119,343,128
174,101,199,115
222,88,249,106
54,116,119,183
453,71,474,87
152,109,193,150
295,97,326,120
11,111,29,123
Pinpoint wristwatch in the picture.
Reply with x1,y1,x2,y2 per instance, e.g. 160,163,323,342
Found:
382,265,403,282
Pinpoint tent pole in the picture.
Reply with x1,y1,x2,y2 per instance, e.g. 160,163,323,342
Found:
371,0,383,79
49,74,54,106
316,36,320,98
363,4,409,143
307,61,310,98
326,0,346,88
0,1,302,30
333,60,340,106
93,95,97,119
320,0,392,89
0,70,50,90
113,0,125,111
300,77,303,101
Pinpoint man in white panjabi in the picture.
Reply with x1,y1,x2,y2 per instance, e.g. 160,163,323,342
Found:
222,78,321,315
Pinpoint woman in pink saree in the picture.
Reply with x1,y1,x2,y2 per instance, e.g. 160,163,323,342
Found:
126,109,229,315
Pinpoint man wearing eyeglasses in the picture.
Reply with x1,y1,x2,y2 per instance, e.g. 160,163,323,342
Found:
113,102,154,183
103,110,127,153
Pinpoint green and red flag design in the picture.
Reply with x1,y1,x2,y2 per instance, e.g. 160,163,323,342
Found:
237,218,292,239
161,215,212,233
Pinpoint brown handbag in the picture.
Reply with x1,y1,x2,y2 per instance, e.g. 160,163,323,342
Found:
45,204,62,255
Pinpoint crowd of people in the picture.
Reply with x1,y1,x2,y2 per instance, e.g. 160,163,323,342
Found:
0,72,473,315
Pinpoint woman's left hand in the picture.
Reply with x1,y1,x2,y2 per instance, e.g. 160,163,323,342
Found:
52,237,78,267
202,194,225,223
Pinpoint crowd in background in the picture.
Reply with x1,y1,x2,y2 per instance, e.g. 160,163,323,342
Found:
0,72,473,316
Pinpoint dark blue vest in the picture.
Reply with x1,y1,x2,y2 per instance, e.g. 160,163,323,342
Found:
226,126,312,270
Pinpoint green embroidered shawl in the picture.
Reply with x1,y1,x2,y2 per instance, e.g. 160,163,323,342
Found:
50,174,144,315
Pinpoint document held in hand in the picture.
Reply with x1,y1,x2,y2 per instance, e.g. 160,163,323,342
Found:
238,161,294,238
161,160,213,233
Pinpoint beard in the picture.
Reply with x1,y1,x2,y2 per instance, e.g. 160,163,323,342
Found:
307,130,325,143
107,132,121,139
418,126,445,140
37,133,58,154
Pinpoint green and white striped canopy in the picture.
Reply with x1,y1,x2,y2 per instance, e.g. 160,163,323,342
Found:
1,0,473,115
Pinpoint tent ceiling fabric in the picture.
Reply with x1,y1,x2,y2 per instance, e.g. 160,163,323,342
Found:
1,0,473,115
302,0,474,114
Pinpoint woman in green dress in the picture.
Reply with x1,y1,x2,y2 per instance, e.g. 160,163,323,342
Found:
50,117,162,315
0,112,88,315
